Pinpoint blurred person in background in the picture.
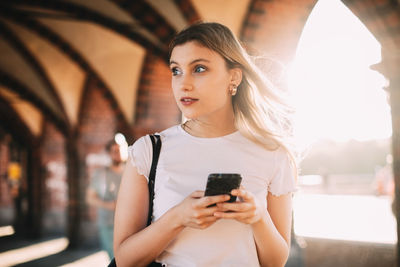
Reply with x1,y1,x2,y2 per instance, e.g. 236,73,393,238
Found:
87,139,125,259
374,154,394,197
374,154,395,214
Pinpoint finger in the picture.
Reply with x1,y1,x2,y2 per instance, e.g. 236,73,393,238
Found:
213,211,249,220
217,202,253,212
188,216,218,229
231,188,253,202
196,194,230,208
199,222,214,229
191,206,221,218
196,215,218,224
190,191,205,198
197,220,218,230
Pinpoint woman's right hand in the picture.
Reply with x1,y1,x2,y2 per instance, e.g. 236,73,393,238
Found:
172,191,230,229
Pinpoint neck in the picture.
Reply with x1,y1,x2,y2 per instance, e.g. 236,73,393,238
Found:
183,110,236,138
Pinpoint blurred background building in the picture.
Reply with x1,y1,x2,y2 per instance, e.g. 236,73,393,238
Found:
0,0,399,266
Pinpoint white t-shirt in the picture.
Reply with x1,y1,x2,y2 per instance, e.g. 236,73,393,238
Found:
128,125,296,267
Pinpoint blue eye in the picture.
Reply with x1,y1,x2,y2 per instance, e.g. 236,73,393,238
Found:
194,65,206,73
171,67,182,76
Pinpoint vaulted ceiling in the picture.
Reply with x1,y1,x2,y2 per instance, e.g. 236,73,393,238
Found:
1,0,400,143
0,0,251,138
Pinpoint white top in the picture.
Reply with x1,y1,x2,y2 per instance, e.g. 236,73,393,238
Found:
128,125,296,267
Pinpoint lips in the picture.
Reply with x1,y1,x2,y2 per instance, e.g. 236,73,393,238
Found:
180,97,199,106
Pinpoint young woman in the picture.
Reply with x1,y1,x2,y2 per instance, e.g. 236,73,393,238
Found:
114,22,297,267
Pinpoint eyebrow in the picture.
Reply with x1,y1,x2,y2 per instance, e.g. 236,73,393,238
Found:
169,58,210,66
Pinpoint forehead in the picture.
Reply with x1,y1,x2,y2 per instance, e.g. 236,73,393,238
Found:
170,41,223,64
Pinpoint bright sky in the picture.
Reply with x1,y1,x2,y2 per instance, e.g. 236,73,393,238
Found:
288,0,392,145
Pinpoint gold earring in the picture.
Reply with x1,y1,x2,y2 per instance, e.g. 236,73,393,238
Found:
230,85,237,96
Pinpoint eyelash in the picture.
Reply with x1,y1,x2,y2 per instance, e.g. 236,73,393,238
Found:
194,65,206,73
171,67,181,76
170,65,207,76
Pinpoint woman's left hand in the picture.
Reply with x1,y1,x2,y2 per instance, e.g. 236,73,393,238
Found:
214,187,264,225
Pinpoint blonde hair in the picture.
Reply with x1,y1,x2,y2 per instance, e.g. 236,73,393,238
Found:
169,22,298,173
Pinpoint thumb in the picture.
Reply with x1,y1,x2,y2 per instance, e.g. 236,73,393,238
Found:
190,190,205,198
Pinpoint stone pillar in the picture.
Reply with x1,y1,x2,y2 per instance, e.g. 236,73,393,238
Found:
26,141,43,238
374,48,400,266
66,132,81,248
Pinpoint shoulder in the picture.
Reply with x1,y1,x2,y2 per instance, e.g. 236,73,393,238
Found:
126,125,181,177
129,135,151,152
270,146,297,181
158,125,182,140
268,146,297,196
129,125,181,149
233,132,278,157
273,146,291,162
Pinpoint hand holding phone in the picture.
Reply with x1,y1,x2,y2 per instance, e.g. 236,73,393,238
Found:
204,173,242,204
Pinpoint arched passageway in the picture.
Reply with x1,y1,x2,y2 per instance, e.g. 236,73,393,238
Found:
0,0,400,266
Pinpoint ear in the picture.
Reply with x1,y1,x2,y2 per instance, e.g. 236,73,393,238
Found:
230,67,242,87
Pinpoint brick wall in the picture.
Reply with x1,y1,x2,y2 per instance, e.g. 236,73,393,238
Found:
342,0,400,49
133,54,181,139
77,77,119,244
40,121,67,235
78,78,118,156
0,137,11,207
78,77,119,205
241,0,317,64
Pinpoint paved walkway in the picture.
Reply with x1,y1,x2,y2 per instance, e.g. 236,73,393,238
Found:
0,235,109,267
0,192,396,267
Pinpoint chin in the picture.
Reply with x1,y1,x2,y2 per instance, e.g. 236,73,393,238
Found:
183,114,195,120
183,113,202,120
180,110,197,120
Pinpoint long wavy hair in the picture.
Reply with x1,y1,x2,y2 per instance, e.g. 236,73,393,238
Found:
169,22,297,172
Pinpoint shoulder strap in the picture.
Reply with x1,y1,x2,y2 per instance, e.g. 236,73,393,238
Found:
106,136,161,267
147,134,161,226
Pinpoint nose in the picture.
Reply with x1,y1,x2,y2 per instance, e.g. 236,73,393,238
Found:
180,74,194,91
181,83,193,91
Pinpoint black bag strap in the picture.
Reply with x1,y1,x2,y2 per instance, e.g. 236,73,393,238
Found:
107,134,162,267
147,134,161,226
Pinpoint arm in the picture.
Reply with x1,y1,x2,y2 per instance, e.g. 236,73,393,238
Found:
113,162,181,266
86,187,116,211
252,192,292,267
113,162,230,267
215,190,292,267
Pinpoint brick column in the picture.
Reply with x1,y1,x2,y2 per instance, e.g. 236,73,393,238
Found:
66,131,81,248
133,54,180,138
374,48,400,266
40,121,67,236
388,53,400,267
26,140,43,238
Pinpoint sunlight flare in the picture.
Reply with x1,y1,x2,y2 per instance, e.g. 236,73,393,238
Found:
0,237,68,266
288,0,392,146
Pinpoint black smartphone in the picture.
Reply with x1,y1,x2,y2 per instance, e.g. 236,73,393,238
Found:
204,173,242,203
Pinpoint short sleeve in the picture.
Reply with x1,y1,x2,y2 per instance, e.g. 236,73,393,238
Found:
127,135,152,181
268,149,297,196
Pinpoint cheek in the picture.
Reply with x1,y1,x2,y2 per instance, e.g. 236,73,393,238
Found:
208,77,230,96
202,84,230,107
200,73,229,89
171,79,180,96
